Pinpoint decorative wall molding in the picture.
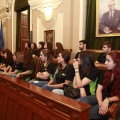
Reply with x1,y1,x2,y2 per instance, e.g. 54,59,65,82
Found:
0,0,6,10
0,11,11,23
28,0,63,21
0,0,12,23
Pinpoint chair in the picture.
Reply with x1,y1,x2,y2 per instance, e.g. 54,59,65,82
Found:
108,102,120,120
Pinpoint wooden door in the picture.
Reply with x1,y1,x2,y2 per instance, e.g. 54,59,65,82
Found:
20,13,29,52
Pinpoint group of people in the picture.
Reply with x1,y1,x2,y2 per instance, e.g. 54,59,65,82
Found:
0,40,119,120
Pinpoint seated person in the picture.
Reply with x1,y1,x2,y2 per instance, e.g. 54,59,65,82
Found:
74,40,87,61
53,42,64,59
87,51,120,120
42,51,75,91
44,42,53,56
16,50,35,81
53,51,98,97
2,52,23,76
32,41,45,58
95,41,112,64
0,48,14,72
29,49,57,86
0,49,5,67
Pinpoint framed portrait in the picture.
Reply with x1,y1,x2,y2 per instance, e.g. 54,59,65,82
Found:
96,0,120,37
44,30,55,47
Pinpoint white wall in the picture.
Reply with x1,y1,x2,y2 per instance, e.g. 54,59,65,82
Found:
79,0,86,41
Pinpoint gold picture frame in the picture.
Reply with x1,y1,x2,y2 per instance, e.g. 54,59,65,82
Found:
44,30,55,48
96,0,120,37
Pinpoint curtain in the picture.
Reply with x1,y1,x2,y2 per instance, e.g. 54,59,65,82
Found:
85,0,120,50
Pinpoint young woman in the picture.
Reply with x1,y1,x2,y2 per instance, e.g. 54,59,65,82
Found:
16,50,35,80
73,51,98,97
24,42,31,51
44,42,53,56
89,51,120,120
42,51,75,91
32,41,45,57
29,49,57,86
2,52,23,76
53,42,64,59
53,51,98,95
0,48,14,72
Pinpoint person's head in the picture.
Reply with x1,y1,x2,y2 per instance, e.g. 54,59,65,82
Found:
13,52,23,63
55,42,64,51
38,41,45,49
40,49,52,62
3,48,13,62
79,40,87,51
44,42,53,51
31,42,37,50
57,51,70,64
108,0,115,12
105,51,120,71
25,42,31,50
102,41,112,53
77,51,95,74
103,51,120,98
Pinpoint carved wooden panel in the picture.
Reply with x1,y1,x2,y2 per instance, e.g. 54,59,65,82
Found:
0,74,91,120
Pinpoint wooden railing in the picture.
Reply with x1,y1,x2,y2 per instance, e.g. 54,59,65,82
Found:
0,74,91,120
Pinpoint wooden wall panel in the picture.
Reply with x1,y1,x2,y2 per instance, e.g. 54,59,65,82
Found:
0,74,91,120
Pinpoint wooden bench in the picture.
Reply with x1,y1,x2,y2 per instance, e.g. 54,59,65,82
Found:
87,49,120,62
0,74,91,120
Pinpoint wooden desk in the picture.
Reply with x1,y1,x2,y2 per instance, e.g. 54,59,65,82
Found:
0,74,91,120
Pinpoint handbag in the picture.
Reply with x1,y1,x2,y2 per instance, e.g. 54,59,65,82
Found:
63,84,81,99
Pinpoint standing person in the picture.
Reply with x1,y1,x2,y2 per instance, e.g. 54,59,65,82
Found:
74,40,87,61
95,41,112,64
89,51,120,120
99,0,120,33
29,49,57,86
53,42,64,59
42,51,75,91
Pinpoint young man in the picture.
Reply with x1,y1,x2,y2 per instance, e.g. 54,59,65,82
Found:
95,41,113,64
74,40,87,61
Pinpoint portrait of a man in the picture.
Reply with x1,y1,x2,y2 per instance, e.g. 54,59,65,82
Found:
96,0,120,37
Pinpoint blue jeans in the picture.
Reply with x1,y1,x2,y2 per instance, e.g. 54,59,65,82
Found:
7,73,17,78
76,95,98,106
42,85,55,91
90,104,109,120
77,95,109,119
29,80,48,87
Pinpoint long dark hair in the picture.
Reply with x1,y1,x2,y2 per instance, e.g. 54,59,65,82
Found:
103,52,120,98
41,49,53,68
57,51,70,70
54,42,64,58
3,48,13,65
39,41,45,50
78,51,95,77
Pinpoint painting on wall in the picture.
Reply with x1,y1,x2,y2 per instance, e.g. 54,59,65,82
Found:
96,0,120,37
44,30,55,47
